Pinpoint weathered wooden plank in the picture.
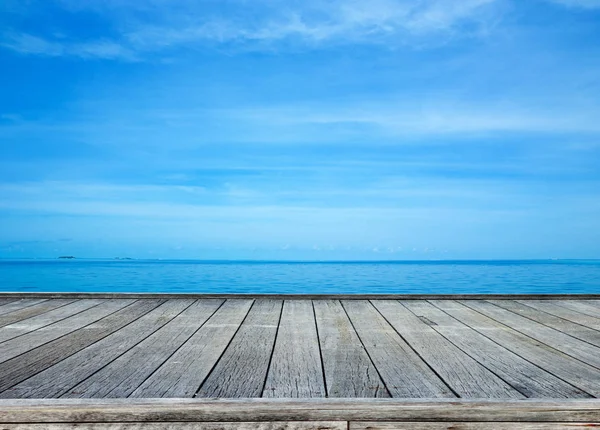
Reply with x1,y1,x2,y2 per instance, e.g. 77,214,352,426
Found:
0,299,160,395
3,299,191,399
130,299,253,398
0,299,130,363
462,300,600,369
0,422,346,430
263,300,326,398
0,299,76,328
197,300,282,398
556,301,600,319
373,300,522,398
0,298,18,307
350,423,600,429
341,300,454,398
0,299,105,344
64,299,223,398
517,300,600,330
432,300,600,397
403,300,589,398
313,300,389,398
1,398,600,423
491,300,600,347
0,299,48,316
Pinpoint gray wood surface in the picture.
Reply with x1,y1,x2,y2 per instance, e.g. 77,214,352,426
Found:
373,300,523,398
0,299,161,396
0,423,346,430
0,299,49,316
197,300,282,398
402,300,589,398
517,300,600,329
490,299,600,347
314,300,389,398
0,299,106,344
433,300,600,397
68,299,223,398
0,298,75,328
5,299,190,399
130,299,253,398
263,300,326,398
64,299,223,399
462,300,600,368
555,300,600,318
1,398,599,423
0,299,133,363
342,300,454,398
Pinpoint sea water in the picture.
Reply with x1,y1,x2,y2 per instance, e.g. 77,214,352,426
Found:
0,259,599,294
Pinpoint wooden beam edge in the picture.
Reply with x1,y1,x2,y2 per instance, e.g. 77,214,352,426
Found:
1,399,600,423
0,293,599,300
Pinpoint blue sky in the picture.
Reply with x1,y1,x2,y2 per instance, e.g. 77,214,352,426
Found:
1,0,599,260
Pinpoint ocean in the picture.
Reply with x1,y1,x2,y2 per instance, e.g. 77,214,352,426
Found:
0,259,599,294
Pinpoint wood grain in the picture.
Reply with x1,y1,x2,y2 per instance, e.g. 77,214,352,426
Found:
0,423,346,430
314,300,389,398
433,300,600,397
263,300,326,398
342,300,454,398
130,299,253,398
197,299,282,398
0,299,161,396
402,300,589,398
1,398,599,423
373,300,522,398
0,299,76,328
0,299,106,344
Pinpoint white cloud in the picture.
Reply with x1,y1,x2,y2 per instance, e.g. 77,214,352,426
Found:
1,0,503,59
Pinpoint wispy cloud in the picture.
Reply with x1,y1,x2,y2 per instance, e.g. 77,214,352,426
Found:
1,0,503,59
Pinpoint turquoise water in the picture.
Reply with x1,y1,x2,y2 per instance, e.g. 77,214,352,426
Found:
0,259,599,294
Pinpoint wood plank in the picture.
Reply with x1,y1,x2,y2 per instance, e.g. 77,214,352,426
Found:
263,300,326,398
402,300,589,398
432,300,600,397
1,398,599,423
556,301,600,319
462,300,600,369
4,299,192,399
0,299,160,395
517,300,600,330
373,300,523,399
341,300,454,398
313,300,389,398
130,299,253,398
0,299,130,363
0,299,48,316
350,423,600,429
0,299,76,328
0,299,105,344
0,422,346,430
64,299,223,398
196,300,282,398
0,298,18,307
491,300,600,347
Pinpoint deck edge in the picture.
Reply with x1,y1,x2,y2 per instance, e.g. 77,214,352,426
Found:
1,398,599,423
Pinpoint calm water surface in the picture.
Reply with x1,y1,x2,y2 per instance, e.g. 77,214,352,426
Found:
1,259,599,294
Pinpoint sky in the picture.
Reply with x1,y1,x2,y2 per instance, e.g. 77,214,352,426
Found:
1,0,600,260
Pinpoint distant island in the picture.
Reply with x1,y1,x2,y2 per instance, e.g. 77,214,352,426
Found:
58,256,76,259
114,257,134,260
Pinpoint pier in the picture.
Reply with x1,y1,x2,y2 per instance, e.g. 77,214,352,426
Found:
1,294,599,428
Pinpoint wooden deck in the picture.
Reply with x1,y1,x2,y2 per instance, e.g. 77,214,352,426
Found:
1,295,600,428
